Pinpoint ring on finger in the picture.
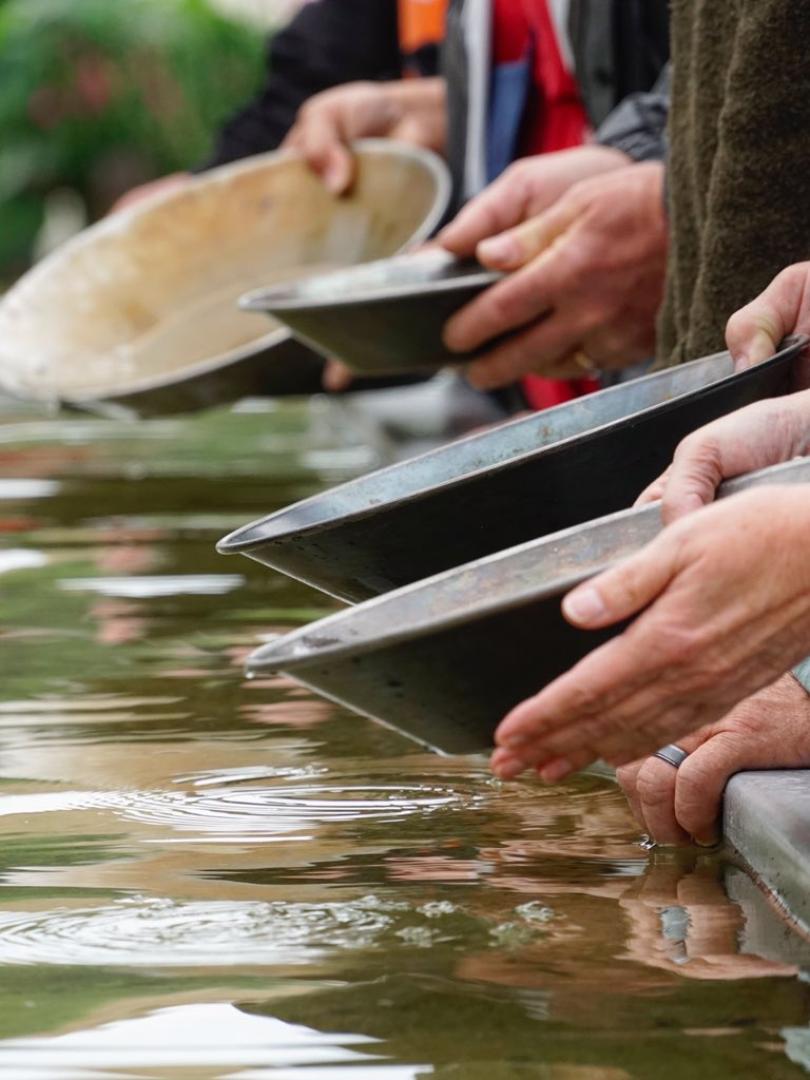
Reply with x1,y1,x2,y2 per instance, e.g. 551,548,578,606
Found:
653,744,690,770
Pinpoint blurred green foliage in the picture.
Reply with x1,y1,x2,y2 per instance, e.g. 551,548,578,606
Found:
0,0,266,275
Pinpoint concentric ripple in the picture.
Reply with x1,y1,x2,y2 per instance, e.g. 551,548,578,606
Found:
107,781,478,842
0,895,407,967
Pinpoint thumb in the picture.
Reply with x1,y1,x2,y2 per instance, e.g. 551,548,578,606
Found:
562,537,677,630
726,263,810,367
476,196,581,271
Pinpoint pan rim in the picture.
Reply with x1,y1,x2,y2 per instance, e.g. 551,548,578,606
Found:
218,337,806,554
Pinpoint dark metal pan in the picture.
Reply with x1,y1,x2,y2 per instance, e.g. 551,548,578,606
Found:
218,338,806,601
245,456,810,754
240,248,502,375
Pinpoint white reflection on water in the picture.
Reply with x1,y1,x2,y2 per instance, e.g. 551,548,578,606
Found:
59,574,245,598
0,1002,427,1079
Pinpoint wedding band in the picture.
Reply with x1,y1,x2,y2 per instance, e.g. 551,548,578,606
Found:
653,744,690,769
573,350,598,373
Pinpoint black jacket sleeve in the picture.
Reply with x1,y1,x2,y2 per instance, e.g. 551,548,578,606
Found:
200,0,401,170
596,65,670,163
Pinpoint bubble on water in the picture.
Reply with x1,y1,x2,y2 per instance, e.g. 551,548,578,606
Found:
417,900,458,919
395,925,443,948
515,901,555,924
488,921,535,948
0,895,411,967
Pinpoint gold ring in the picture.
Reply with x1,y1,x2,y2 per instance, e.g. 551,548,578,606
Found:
573,350,598,373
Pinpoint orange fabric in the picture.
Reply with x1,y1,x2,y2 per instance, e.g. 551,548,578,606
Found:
398,0,448,54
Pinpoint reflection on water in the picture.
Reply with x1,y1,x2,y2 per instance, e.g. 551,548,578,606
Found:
1,394,810,1078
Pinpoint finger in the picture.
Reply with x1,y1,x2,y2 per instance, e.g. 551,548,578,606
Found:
438,168,535,257
322,359,354,392
634,755,689,845
635,467,669,507
490,746,529,780
726,262,810,367
658,436,726,523
673,733,744,846
475,198,581,272
534,746,597,784
616,759,646,828
462,312,597,389
561,537,678,630
297,111,355,194
443,261,557,354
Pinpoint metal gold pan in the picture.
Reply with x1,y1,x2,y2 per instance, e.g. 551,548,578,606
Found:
245,456,810,755
218,338,806,601
0,141,450,417
240,247,503,375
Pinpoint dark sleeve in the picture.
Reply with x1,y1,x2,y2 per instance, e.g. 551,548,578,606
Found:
596,64,670,163
200,0,401,170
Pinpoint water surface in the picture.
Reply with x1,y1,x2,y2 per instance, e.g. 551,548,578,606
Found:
2,393,810,1079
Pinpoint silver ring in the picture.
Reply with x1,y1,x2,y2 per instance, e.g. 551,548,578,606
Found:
653,744,689,769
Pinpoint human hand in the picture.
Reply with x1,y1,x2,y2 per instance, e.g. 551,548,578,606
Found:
636,392,810,523
727,262,810,370
282,77,447,195
490,486,810,780
109,172,191,214
620,855,798,979
438,145,630,258
440,160,668,388
617,674,810,846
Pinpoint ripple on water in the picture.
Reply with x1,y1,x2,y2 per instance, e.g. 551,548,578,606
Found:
0,892,554,968
107,780,482,842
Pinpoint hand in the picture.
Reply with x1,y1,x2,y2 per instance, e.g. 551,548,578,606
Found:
109,172,191,214
438,145,630,258
636,391,810,523
727,261,810,369
321,359,354,392
617,674,810,846
490,486,810,780
282,77,447,195
619,855,798,979
440,161,668,389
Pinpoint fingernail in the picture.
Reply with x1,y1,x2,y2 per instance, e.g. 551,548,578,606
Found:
478,235,520,267
563,586,605,625
493,754,528,780
693,834,720,849
538,758,572,784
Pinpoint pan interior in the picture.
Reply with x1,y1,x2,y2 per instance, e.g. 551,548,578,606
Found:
0,143,448,401
223,350,732,549
244,249,498,311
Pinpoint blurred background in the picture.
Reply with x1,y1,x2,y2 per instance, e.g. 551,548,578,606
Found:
0,0,300,285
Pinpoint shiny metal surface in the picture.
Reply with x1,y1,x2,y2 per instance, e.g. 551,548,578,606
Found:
245,455,810,755
241,247,503,374
0,141,451,417
218,338,806,601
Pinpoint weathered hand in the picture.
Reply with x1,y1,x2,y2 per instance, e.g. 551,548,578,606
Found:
440,161,668,389
281,77,447,195
619,855,798,979
617,674,810,846
727,261,810,369
438,145,630,258
635,392,810,523
490,486,810,781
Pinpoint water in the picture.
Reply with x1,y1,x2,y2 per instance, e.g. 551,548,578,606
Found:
2,393,810,1079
